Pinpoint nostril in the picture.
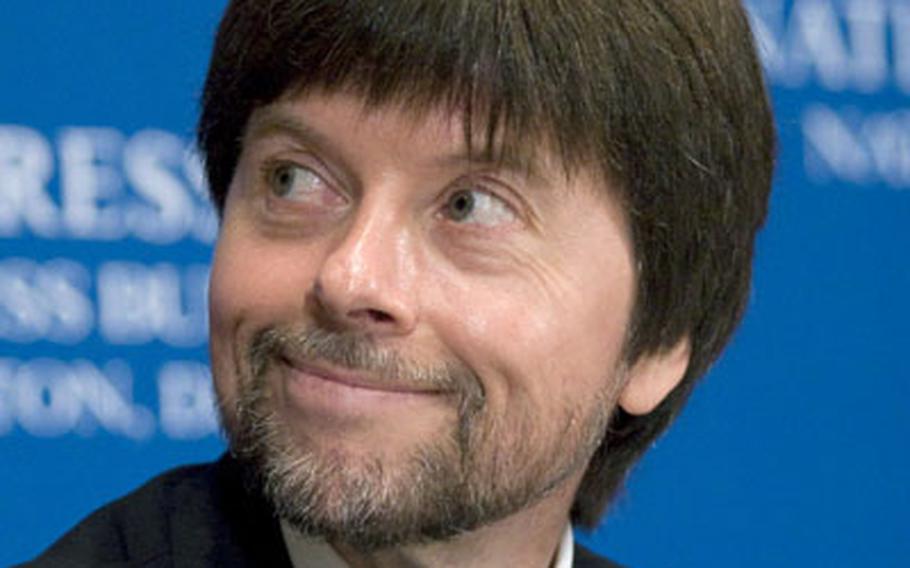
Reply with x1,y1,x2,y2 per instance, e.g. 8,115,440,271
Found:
365,309,395,323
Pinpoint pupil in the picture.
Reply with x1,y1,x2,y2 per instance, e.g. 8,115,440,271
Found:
450,191,474,220
273,166,293,194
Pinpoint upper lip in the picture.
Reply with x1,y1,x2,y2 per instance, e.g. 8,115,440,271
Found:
278,353,448,395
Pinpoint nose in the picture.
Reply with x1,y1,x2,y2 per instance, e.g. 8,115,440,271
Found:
311,201,418,336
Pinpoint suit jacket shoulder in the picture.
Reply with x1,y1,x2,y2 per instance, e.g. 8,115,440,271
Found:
573,542,626,568
19,455,292,568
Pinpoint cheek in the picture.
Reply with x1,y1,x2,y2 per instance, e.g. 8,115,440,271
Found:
208,189,240,405
207,224,319,405
208,232,251,407
521,289,629,402
431,252,634,423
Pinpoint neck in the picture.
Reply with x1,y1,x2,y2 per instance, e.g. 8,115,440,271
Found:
330,479,578,568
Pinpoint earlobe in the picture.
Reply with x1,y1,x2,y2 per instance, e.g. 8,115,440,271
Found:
618,338,691,416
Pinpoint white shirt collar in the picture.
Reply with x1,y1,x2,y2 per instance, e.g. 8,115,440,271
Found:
554,523,576,568
281,520,575,567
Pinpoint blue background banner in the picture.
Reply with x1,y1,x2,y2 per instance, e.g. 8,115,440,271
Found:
2,1,907,566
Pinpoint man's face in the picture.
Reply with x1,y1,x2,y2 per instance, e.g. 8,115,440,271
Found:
209,90,638,547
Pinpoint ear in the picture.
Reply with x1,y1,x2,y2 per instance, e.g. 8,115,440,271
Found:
618,338,691,416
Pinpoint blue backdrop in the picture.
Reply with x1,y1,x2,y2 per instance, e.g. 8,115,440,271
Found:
2,1,907,566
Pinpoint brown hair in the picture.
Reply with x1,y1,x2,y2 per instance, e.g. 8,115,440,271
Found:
198,0,775,527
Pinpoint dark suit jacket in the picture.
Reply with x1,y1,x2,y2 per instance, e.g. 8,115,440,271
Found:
20,455,621,567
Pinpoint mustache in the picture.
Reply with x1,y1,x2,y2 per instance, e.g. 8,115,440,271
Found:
248,325,486,406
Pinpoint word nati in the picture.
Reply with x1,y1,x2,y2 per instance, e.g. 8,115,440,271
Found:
803,104,910,188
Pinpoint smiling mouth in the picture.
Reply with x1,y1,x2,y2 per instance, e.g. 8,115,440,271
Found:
278,353,451,397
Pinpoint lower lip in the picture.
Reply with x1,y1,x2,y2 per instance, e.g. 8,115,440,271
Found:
279,362,448,420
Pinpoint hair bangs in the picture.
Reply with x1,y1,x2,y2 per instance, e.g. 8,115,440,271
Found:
270,0,606,182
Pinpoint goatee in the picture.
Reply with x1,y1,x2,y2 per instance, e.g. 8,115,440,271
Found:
219,324,609,551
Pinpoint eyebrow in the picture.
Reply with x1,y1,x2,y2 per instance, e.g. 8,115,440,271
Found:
245,105,551,187
245,107,351,171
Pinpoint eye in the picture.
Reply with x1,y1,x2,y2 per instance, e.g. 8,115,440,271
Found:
266,162,343,208
442,188,517,228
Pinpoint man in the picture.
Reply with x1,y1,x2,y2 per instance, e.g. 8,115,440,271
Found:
24,0,774,566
